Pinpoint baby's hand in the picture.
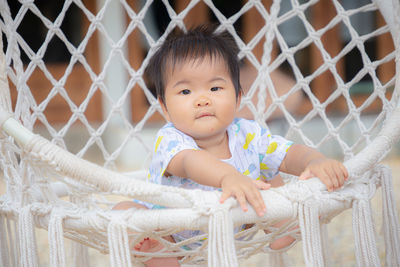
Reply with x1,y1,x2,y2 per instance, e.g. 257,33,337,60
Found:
219,173,270,216
299,157,348,192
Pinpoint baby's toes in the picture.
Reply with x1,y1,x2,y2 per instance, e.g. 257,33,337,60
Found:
132,237,149,251
136,238,164,253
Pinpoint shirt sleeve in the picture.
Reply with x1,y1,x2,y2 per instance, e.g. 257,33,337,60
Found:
257,124,293,180
148,123,199,185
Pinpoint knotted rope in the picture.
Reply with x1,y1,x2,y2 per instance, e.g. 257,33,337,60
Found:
208,206,237,267
193,191,238,267
351,171,380,267
0,215,10,267
19,205,39,267
378,165,400,266
298,200,324,267
48,209,66,267
352,198,380,267
108,217,132,267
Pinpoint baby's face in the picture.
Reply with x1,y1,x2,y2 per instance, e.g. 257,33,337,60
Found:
160,56,240,142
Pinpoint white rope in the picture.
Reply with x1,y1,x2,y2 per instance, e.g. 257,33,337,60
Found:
25,134,199,209
320,224,332,267
107,217,132,267
0,215,10,267
207,207,237,267
8,219,18,267
256,0,281,123
188,191,238,267
0,29,12,129
298,200,324,267
48,209,66,267
18,206,39,267
379,165,400,266
352,199,380,267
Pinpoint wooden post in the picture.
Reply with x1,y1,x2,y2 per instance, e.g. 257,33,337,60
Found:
83,0,103,122
238,0,302,120
176,0,209,28
127,0,147,123
242,0,275,64
127,0,164,123
376,12,395,85
11,0,103,123
310,0,344,108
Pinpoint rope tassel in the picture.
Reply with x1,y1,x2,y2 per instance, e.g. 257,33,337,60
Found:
298,201,324,267
108,219,132,267
208,208,237,267
352,199,380,267
379,166,400,266
19,206,39,267
0,215,10,267
48,210,66,267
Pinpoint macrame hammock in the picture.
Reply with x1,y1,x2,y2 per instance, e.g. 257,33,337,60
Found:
0,0,400,266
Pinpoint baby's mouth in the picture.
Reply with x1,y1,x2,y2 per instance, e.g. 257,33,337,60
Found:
196,111,214,119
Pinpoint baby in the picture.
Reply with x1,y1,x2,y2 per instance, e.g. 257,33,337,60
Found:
114,25,348,267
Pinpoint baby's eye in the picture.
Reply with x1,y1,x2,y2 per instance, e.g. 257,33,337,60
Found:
210,87,222,92
180,89,191,95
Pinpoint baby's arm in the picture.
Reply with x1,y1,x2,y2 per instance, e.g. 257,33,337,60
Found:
279,144,348,192
167,149,270,216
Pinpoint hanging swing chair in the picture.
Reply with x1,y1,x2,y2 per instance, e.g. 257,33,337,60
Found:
0,0,400,266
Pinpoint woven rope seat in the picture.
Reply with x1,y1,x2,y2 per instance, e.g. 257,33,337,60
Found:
0,0,400,266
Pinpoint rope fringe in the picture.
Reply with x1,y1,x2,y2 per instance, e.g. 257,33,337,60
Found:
379,166,400,266
108,218,132,267
19,206,39,267
48,210,66,267
320,224,332,267
299,201,324,267
208,207,237,267
0,215,10,267
352,199,380,267
8,219,18,267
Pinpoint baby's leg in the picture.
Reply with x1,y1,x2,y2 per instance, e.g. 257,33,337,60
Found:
112,201,180,267
266,175,298,250
267,220,297,250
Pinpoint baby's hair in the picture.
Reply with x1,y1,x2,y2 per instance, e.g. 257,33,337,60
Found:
146,25,242,104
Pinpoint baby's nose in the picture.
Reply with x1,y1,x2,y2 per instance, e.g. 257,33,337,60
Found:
196,96,210,107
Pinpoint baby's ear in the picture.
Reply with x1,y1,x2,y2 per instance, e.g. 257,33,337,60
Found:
236,91,242,107
158,97,170,121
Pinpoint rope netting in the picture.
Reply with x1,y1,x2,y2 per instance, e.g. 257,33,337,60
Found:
0,0,399,266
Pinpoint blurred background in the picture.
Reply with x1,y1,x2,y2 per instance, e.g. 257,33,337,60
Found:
5,0,398,169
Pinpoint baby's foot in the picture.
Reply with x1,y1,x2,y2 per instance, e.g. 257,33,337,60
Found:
134,238,164,252
266,221,299,250
269,235,296,250
134,238,180,267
